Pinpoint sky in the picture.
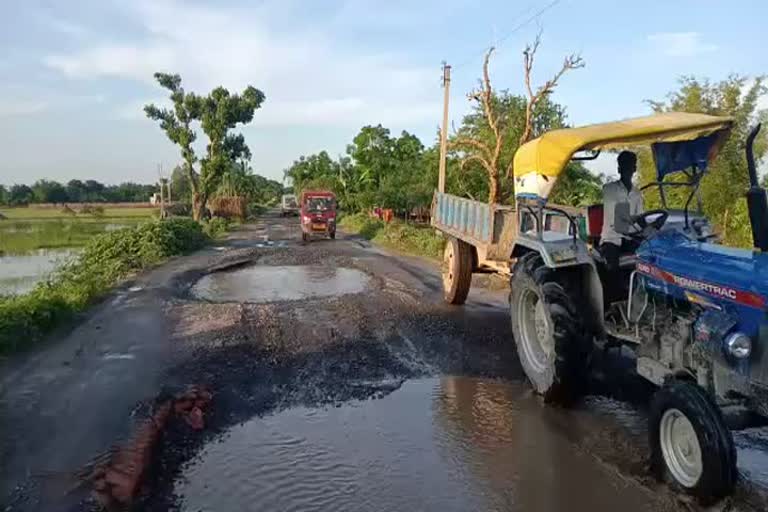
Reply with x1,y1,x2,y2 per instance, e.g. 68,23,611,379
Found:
1,0,767,185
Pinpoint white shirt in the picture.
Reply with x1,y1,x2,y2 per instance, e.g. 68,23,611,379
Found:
601,180,644,246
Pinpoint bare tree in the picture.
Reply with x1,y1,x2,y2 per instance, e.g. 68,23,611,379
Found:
449,33,584,204
449,47,504,203
517,31,585,155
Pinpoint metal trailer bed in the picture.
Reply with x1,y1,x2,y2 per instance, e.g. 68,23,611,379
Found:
432,191,585,278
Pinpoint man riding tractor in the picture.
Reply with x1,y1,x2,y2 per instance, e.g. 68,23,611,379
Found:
509,113,766,504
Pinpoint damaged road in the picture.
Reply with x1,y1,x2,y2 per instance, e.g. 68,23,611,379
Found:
2,212,768,511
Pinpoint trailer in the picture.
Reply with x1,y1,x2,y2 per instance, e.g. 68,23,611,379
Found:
432,191,586,304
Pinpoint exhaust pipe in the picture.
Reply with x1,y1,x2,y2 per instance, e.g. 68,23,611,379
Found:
745,124,768,250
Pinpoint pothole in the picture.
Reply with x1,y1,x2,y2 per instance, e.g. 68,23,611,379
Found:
191,265,370,303
171,377,673,512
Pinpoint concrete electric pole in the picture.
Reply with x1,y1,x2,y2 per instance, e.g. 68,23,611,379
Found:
438,62,451,194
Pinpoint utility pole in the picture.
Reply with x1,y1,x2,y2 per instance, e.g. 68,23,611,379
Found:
438,62,451,194
158,163,167,219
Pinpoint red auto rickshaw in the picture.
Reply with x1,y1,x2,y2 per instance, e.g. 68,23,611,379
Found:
300,190,337,242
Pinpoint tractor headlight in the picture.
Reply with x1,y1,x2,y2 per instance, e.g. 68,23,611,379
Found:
725,332,752,359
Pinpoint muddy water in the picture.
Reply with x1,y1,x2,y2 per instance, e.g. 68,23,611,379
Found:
0,249,79,295
191,265,370,303
174,377,664,512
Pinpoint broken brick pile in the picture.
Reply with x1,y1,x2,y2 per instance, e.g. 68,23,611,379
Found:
86,385,212,509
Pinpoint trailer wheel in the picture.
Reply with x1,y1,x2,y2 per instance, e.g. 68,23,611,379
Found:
509,252,590,404
330,229,336,240
650,381,737,504
442,237,473,305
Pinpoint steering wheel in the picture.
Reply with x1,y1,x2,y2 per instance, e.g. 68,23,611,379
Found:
630,209,669,234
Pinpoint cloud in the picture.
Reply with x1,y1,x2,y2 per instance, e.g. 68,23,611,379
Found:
44,0,439,128
647,32,718,57
115,96,172,120
0,100,48,117
758,91,768,111
45,17,88,38
0,90,106,118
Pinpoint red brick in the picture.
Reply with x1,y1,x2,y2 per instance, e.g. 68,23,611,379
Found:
185,407,205,430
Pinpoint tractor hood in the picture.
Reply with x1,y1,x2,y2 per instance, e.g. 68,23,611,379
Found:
637,231,768,335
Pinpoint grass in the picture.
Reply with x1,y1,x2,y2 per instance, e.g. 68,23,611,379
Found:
0,207,158,254
339,213,445,260
0,218,148,254
0,218,208,353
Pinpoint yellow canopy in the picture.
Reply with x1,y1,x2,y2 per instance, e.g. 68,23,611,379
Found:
513,112,734,181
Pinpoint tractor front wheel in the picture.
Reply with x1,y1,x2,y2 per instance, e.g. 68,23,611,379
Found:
509,252,591,404
442,237,473,305
649,381,737,504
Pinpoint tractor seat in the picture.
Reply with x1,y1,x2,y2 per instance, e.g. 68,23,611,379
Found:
591,247,638,269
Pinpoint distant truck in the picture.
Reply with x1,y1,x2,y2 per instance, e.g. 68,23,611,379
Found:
281,194,299,217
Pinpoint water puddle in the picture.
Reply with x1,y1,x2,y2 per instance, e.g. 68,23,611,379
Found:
191,265,370,303
174,377,667,512
0,248,79,296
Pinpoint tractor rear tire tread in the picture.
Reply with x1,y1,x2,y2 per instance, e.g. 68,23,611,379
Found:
510,252,591,404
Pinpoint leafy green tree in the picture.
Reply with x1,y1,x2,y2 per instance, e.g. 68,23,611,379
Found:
66,179,86,202
0,185,8,206
216,162,284,206
106,183,156,202
8,184,34,206
145,73,265,220
170,165,192,203
641,75,767,246
548,163,603,206
84,179,106,202
284,151,339,193
145,74,199,214
31,180,68,204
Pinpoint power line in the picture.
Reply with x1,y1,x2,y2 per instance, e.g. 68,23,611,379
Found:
451,0,562,71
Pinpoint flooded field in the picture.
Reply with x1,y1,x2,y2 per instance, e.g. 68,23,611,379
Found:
174,377,667,512
0,209,151,295
191,264,371,303
0,248,79,295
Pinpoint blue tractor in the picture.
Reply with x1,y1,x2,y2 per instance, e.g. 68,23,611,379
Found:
507,113,766,503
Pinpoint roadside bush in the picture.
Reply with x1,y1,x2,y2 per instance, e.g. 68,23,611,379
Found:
0,218,208,353
339,213,384,240
248,203,267,217
340,213,444,259
202,217,230,238
375,222,444,259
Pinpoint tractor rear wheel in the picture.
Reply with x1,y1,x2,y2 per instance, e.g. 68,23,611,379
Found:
442,237,473,305
649,381,736,504
509,252,591,404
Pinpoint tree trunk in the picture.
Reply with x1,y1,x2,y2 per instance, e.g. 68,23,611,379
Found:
488,173,500,204
192,193,207,222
